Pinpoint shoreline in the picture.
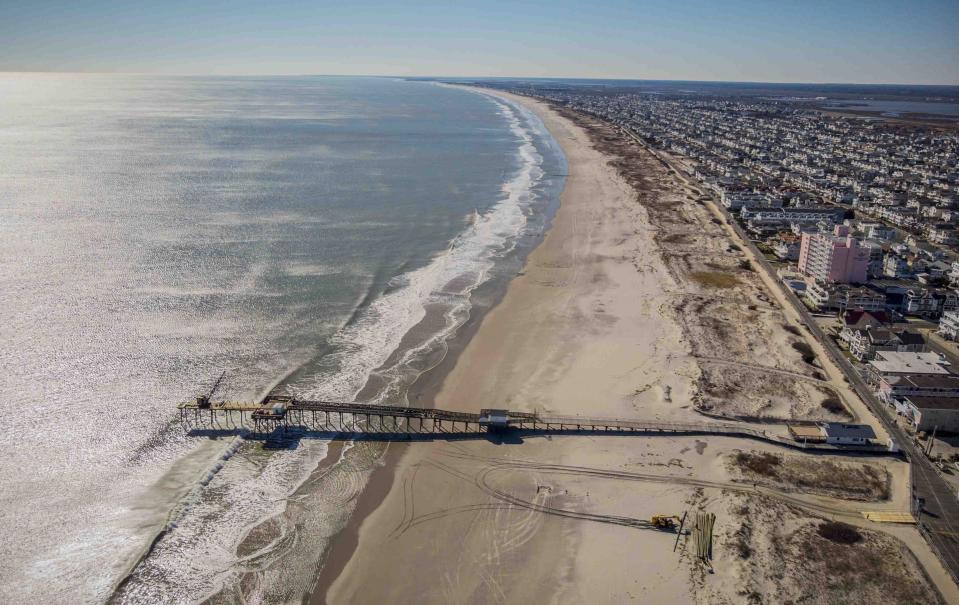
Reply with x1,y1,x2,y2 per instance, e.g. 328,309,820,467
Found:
306,441,405,604
306,87,565,604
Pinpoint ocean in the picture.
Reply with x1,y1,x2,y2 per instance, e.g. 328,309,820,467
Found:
0,75,565,603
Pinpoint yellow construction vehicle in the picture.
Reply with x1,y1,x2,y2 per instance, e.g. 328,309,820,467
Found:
651,515,682,530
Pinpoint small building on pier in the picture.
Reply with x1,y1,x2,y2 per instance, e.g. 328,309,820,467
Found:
478,409,510,429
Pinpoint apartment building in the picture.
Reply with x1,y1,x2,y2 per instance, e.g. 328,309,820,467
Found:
798,225,869,283
721,190,782,211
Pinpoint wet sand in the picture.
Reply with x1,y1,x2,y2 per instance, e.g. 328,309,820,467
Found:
307,442,406,604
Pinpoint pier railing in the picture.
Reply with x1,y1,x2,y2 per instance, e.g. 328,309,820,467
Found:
177,397,894,455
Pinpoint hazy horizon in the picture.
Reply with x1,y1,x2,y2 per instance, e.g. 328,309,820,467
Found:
3,73,959,90
2,0,957,85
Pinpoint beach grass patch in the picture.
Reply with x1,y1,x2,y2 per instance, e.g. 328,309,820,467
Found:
820,396,847,415
691,271,739,289
791,341,817,364
662,233,691,244
732,452,889,501
734,451,782,477
818,521,863,545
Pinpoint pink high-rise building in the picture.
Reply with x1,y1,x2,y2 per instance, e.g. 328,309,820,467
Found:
798,225,869,284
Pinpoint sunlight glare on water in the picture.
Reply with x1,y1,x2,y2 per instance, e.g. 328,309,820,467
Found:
0,75,564,603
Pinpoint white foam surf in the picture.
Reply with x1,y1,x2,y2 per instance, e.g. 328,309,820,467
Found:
293,92,545,404
113,91,558,604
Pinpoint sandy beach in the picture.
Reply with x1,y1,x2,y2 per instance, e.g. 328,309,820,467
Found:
313,91,956,604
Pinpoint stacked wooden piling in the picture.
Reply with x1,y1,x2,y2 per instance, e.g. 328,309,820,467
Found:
694,512,716,567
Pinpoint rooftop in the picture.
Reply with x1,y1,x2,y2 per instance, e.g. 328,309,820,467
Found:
788,425,824,439
888,374,959,390
869,351,951,376
842,309,889,328
904,395,959,412
897,330,927,346
823,423,877,440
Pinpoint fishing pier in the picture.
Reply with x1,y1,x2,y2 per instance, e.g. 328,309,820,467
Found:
177,394,894,454
180,394,768,436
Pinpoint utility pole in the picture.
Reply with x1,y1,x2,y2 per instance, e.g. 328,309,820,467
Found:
927,425,938,458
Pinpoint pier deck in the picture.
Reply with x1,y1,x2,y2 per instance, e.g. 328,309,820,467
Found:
178,396,893,455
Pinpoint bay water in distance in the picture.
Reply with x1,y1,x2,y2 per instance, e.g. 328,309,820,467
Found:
0,75,564,603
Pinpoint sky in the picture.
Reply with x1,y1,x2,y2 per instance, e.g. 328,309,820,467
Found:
1,0,957,85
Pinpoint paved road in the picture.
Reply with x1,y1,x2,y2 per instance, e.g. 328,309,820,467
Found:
615,126,959,585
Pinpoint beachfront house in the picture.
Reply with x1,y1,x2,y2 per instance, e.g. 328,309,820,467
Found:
804,281,886,313
821,423,876,445
842,326,926,361
880,374,959,404
900,396,959,433
867,351,951,385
